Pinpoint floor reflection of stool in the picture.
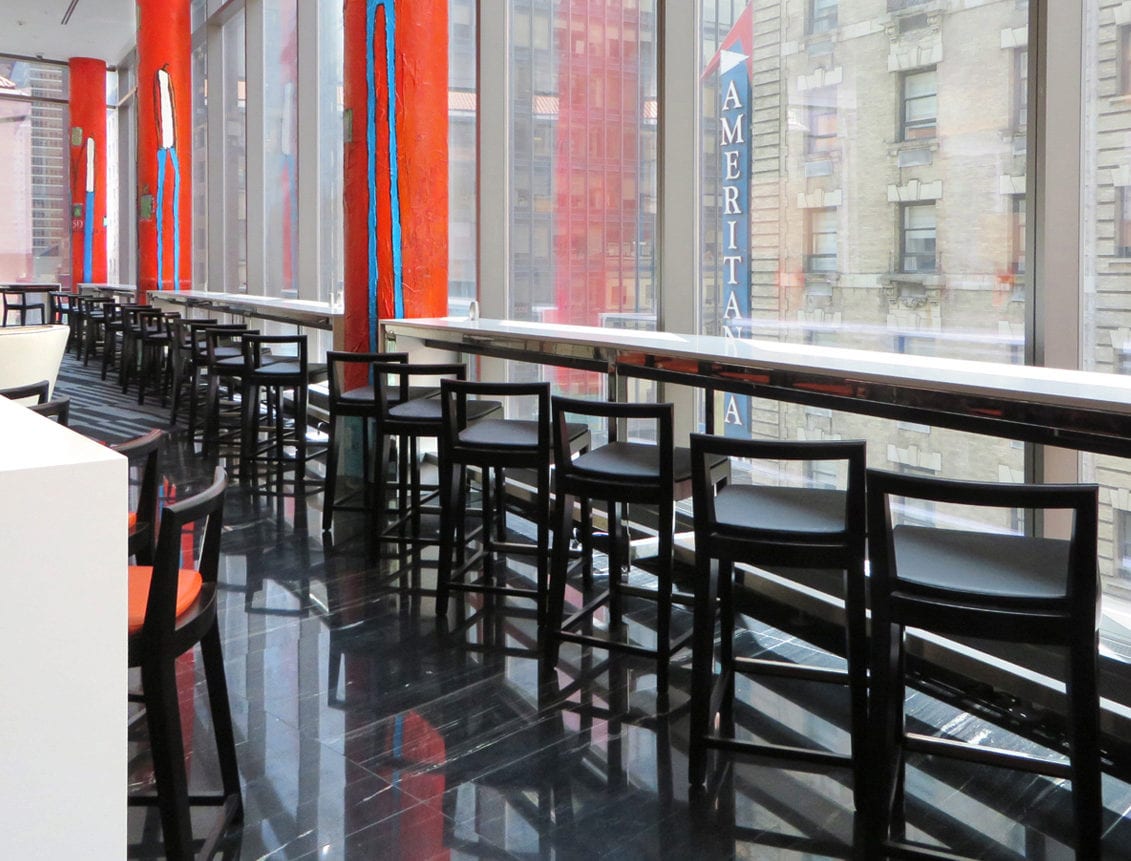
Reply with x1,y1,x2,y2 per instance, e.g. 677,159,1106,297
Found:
866,469,1102,859
434,379,590,622
544,397,729,695
687,436,868,809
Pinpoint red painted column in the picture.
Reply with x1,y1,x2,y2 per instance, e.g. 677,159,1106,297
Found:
68,58,108,289
343,0,448,355
136,0,192,299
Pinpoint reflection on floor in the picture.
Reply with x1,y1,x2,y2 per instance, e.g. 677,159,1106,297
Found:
59,351,1127,859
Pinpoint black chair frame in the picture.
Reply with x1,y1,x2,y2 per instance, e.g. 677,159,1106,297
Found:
127,468,241,860
113,429,163,565
865,469,1102,860
686,435,869,809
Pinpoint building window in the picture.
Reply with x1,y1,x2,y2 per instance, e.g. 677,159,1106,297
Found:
901,68,937,141
809,0,837,35
900,202,936,273
1121,26,1131,95
1118,511,1131,581
1119,186,1131,258
1011,194,1026,275
806,207,837,273
806,87,837,155
1014,48,1028,130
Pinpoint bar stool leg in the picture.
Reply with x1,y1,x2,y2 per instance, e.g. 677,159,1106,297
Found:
535,467,550,625
845,558,870,813
688,553,719,787
435,457,466,616
607,500,623,626
1069,640,1103,858
140,659,194,861
545,489,575,661
200,624,243,810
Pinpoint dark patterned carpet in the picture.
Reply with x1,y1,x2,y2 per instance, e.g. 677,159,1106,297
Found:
53,347,179,445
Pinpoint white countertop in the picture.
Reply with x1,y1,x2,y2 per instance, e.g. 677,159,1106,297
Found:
385,317,1131,418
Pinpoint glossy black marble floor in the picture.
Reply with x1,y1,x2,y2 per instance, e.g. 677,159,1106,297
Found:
53,350,1129,859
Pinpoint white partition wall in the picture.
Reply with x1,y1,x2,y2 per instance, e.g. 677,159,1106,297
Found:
0,398,126,858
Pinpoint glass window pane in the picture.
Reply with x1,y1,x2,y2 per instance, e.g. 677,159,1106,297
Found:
509,0,657,398
697,2,1028,515
263,0,298,298
0,60,70,286
1084,0,1131,612
222,13,247,293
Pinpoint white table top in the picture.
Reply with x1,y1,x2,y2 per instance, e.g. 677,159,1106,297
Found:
153,290,342,330
384,317,1131,416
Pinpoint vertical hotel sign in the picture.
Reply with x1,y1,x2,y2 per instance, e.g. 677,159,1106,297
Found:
708,7,753,437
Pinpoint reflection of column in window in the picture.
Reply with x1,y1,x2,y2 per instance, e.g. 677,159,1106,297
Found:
83,137,95,282
154,65,182,291
281,84,297,292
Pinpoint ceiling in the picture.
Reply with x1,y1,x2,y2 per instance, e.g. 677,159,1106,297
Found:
0,0,136,67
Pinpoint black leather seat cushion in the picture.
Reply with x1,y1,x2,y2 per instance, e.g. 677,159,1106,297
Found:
340,384,437,406
572,441,725,483
715,485,847,535
458,419,589,449
390,396,501,423
893,526,1070,600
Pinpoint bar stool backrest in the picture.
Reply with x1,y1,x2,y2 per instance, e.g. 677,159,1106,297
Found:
551,395,674,501
241,332,308,378
370,361,466,424
326,350,408,404
865,469,1100,640
439,378,551,459
0,380,50,404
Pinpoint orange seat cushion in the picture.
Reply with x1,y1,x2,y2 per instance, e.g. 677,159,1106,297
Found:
128,566,203,634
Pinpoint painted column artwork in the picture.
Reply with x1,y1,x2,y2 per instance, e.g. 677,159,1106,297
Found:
343,0,448,355
136,0,192,298
68,57,108,287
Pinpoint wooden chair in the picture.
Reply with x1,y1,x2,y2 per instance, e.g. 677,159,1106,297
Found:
0,287,46,326
435,379,590,621
128,467,242,860
686,435,868,809
866,469,1102,859
113,429,163,566
544,397,729,694
27,396,71,426
0,380,50,404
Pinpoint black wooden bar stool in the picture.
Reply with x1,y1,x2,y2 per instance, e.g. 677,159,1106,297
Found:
865,469,1102,860
202,326,255,457
544,396,729,693
128,467,241,860
686,435,868,808
239,333,317,488
322,350,411,532
434,378,591,621
369,361,501,564
0,287,45,326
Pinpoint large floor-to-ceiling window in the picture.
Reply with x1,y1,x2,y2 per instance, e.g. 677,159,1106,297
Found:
0,59,70,287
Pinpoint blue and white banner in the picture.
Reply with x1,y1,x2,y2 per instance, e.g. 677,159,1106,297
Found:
717,40,752,437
